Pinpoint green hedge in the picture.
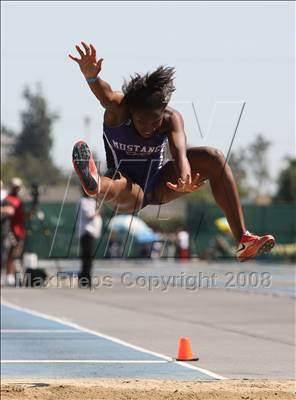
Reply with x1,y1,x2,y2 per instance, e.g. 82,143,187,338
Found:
23,202,296,259
186,202,296,255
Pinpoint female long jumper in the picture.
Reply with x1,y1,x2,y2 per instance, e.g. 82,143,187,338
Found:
69,42,275,261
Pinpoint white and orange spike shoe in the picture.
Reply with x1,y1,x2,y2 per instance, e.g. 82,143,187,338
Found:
72,141,100,197
236,231,275,262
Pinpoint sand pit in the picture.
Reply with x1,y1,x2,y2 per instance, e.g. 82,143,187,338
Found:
1,379,295,400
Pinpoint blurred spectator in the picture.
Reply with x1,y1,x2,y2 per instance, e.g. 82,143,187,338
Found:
106,231,122,258
167,232,177,260
1,181,15,280
76,189,102,287
151,240,163,259
4,178,26,285
176,228,190,261
151,230,166,259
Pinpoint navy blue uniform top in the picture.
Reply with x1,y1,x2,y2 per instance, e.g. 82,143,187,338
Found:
103,119,168,190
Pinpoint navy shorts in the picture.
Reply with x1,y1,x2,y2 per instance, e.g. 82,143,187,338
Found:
105,161,168,207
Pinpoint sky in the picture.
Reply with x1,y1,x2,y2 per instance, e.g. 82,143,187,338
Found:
1,1,295,186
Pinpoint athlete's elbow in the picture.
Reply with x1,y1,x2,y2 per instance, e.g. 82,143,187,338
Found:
99,96,114,109
100,92,123,110
100,99,113,109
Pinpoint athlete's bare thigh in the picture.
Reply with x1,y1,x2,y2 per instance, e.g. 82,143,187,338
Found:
147,147,210,205
146,160,183,205
102,168,145,213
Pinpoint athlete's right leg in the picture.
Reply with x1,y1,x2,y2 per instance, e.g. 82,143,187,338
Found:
72,141,144,213
99,172,144,213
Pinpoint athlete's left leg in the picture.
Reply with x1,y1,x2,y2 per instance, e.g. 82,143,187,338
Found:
150,146,246,243
149,146,275,260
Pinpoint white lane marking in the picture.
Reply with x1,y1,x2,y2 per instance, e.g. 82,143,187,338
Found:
1,330,79,333
1,301,226,380
1,360,168,364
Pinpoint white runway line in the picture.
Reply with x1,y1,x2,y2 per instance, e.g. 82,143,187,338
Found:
1,330,79,333
1,360,168,364
2,301,227,380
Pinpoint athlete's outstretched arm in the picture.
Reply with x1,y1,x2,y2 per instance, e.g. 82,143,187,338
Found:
167,110,204,192
69,41,122,110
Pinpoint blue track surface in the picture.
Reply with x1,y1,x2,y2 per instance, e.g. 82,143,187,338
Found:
1,304,217,380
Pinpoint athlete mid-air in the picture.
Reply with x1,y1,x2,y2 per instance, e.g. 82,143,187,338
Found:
69,41,275,261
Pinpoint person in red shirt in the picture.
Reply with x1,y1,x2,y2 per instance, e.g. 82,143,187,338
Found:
1,181,15,279
4,178,26,285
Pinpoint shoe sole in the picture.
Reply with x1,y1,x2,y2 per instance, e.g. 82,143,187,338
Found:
72,141,98,196
257,238,275,255
239,238,275,262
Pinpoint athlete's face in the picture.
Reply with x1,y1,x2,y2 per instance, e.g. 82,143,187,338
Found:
131,109,165,138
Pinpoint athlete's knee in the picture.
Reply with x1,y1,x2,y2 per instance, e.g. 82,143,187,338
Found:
187,146,225,169
118,197,143,214
208,147,225,167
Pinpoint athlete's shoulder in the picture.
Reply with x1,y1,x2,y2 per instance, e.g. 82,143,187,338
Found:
104,92,130,127
164,106,185,132
165,106,183,119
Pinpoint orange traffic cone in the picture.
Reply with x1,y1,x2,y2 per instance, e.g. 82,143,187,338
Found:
176,337,199,361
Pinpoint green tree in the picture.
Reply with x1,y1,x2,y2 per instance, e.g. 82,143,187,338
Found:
2,84,65,185
1,155,64,186
247,133,272,195
1,124,15,139
14,84,58,160
1,156,25,182
273,158,296,202
228,149,250,198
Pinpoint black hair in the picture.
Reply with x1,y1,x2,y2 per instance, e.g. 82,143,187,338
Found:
122,65,175,112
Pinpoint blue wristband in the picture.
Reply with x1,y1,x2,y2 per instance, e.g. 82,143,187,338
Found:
86,76,99,84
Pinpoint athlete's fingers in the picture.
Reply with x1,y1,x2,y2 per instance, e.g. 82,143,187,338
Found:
192,173,201,184
191,182,203,190
191,180,206,191
81,41,90,56
96,58,104,68
68,54,80,63
75,44,85,58
188,184,198,192
185,174,191,185
90,43,96,58
166,181,178,190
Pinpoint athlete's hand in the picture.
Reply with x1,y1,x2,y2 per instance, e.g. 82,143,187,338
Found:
68,42,103,79
166,173,206,193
